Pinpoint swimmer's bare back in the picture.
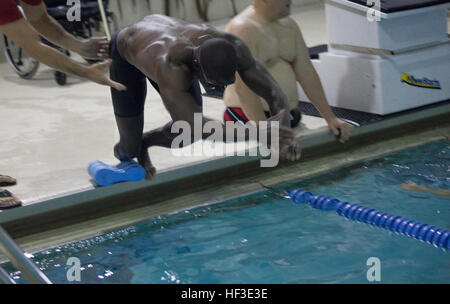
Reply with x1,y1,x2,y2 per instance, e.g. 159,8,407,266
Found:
114,14,292,124
116,15,248,91
111,14,298,161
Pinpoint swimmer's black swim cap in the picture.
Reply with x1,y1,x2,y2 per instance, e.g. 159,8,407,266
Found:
198,38,238,85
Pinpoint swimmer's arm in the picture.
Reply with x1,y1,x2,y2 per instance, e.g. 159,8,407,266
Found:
223,24,271,122
157,76,239,141
222,32,290,127
233,73,269,122
20,1,108,60
154,65,204,123
0,19,125,90
238,59,290,126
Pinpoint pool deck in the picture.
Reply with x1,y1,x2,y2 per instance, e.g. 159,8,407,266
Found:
0,2,328,206
0,2,449,255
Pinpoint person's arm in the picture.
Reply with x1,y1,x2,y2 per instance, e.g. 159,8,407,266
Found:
221,31,291,128
238,58,290,128
224,23,268,123
217,30,299,160
20,1,108,60
0,18,125,90
233,72,268,122
291,20,353,143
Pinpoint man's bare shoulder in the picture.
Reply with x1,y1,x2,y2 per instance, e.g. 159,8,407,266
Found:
226,11,260,37
279,16,302,33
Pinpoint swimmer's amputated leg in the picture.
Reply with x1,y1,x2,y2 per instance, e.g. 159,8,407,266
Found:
137,122,180,180
139,114,285,150
138,119,209,179
138,116,229,178
140,117,214,150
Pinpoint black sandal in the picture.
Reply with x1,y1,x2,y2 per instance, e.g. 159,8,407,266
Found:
0,189,22,210
0,175,17,187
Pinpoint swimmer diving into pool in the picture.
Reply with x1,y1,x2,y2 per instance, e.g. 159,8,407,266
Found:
109,14,300,179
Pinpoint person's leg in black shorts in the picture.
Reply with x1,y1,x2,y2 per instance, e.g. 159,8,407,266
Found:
109,31,151,174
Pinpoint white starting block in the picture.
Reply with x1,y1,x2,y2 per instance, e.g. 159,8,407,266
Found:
299,0,450,115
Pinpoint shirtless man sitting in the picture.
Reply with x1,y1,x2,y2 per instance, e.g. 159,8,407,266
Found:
109,14,301,178
223,0,353,143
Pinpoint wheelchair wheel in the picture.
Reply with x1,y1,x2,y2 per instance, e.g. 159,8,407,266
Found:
3,34,40,79
54,71,67,86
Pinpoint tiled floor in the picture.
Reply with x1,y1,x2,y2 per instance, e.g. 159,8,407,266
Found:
0,2,329,205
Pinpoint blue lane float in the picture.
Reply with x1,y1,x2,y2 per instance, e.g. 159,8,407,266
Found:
88,160,146,187
284,189,450,250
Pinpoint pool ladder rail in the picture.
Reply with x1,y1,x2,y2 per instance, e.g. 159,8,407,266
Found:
261,184,450,250
0,225,52,284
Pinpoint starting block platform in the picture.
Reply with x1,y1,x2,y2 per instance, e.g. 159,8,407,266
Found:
298,0,450,115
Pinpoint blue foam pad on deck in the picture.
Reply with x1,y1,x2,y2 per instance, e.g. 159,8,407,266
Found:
88,160,146,187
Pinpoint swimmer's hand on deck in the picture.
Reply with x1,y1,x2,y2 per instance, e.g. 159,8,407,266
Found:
77,37,110,60
327,118,354,143
86,59,127,91
265,110,301,162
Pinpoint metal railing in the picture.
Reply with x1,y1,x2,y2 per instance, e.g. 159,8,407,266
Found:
0,226,52,284
0,265,15,284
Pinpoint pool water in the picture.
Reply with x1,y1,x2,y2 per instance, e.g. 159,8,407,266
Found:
3,140,449,283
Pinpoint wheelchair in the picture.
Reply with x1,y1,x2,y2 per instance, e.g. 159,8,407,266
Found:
2,0,118,86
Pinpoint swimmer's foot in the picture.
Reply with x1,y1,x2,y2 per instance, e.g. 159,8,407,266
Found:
138,147,156,179
0,188,22,210
0,175,17,187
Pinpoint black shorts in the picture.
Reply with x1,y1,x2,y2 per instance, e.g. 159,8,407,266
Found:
109,31,203,118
